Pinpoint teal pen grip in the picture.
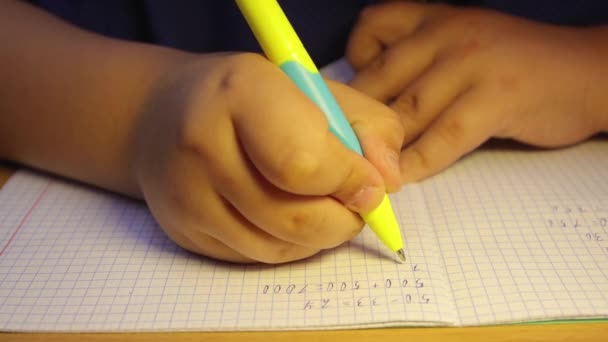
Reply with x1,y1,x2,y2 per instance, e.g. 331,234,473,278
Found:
280,61,363,155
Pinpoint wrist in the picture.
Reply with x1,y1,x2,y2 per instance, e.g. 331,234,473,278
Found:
120,46,200,198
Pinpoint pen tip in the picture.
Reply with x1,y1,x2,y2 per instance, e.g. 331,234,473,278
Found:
396,249,406,263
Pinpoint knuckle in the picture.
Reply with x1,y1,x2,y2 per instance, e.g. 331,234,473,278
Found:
175,124,215,163
370,50,393,76
174,121,234,187
392,92,420,116
369,47,406,81
285,206,326,241
393,93,433,135
215,53,268,96
272,147,321,190
280,205,361,250
286,206,362,249
434,118,466,147
409,145,434,174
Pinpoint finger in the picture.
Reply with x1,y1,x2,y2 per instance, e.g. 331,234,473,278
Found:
164,223,256,264
209,127,364,250
399,88,497,183
153,184,321,264
220,169,364,251
328,81,405,192
198,193,322,264
227,55,385,214
143,155,321,264
347,2,427,70
390,55,473,147
349,27,439,103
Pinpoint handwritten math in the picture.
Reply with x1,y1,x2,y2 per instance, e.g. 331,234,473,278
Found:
546,203,608,257
259,274,431,311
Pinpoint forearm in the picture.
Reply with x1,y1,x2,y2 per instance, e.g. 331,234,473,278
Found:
585,26,608,133
0,0,195,197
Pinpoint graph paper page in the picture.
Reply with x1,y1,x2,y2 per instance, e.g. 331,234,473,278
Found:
422,140,608,325
0,170,453,332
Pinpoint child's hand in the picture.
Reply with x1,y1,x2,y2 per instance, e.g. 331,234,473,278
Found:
132,53,404,264
347,2,608,182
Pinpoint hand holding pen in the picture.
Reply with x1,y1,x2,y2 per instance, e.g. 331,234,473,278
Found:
236,0,406,261
132,43,405,263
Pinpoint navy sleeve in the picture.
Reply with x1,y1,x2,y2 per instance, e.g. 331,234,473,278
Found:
29,0,153,42
27,0,608,67
27,0,372,67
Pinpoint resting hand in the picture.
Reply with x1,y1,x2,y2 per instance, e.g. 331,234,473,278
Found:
348,2,608,182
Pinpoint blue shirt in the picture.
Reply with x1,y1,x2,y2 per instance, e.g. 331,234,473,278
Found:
29,0,608,67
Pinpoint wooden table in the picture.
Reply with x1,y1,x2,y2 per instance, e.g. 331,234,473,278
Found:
0,164,606,341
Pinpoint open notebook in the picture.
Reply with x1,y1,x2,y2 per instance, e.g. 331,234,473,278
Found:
1,61,607,332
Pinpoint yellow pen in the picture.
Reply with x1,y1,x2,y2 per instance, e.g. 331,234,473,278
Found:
236,0,406,262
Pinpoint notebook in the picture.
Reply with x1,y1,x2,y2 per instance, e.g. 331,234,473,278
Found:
1,60,607,332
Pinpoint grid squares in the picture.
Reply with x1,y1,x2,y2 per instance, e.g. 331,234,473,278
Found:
1,139,607,331
424,140,608,325
0,169,447,331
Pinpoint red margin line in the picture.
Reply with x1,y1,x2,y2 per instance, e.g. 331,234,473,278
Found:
0,181,52,257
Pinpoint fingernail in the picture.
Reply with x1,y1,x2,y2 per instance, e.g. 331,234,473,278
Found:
345,186,380,212
385,150,401,178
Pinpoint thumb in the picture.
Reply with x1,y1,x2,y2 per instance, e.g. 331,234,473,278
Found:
328,81,405,193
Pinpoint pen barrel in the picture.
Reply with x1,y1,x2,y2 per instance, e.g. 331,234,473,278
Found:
236,0,317,72
280,61,363,155
361,194,403,251
236,0,363,154
237,0,405,255
283,61,403,252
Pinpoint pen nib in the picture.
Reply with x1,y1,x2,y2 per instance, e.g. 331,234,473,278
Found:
396,249,406,263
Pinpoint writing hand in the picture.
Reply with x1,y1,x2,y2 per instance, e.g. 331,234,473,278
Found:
132,53,403,263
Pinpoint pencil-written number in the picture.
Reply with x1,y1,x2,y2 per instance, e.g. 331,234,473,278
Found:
302,294,431,310
261,277,423,295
